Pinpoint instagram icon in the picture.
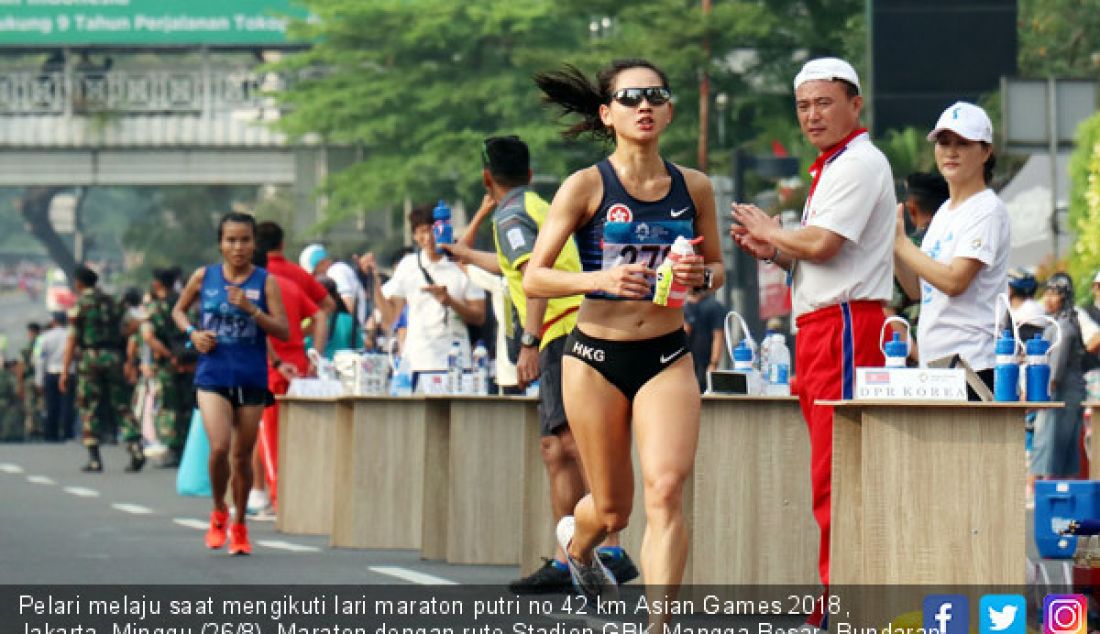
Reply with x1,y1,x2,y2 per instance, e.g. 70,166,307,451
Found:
1044,595,1087,634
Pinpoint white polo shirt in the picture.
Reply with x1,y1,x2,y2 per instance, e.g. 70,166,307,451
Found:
792,133,896,319
916,189,1011,370
381,252,485,372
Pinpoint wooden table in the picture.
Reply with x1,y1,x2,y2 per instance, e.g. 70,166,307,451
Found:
518,395,817,586
823,399,1059,586
331,396,448,552
276,396,347,536
692,395,818,585
441,395,536,565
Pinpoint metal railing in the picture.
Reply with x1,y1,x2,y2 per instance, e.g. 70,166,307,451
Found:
0,69,282,115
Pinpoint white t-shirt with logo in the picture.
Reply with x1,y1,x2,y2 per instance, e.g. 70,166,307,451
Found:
793,133,896,318
381,253,485,372
916,189,1011,371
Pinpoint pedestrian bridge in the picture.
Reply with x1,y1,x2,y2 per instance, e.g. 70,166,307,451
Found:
0,67,320,187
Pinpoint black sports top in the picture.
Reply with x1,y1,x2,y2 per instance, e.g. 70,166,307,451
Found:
575,158,697,300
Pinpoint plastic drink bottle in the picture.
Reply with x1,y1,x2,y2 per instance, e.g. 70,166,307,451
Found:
765,333,791,396
653,235,703,307
1025,333,1051,402
883,332,908,368
389,355,413,396
446,339,463,394
759,330,775,385
472,340,489,395
733,340,754,371
433,200,453,254
993,329,1019,402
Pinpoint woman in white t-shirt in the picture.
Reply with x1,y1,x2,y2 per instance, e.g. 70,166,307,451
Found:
894,102,1010,397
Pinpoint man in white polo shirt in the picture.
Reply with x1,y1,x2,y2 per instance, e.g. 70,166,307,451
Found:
730,57,895,618
372,205,486,376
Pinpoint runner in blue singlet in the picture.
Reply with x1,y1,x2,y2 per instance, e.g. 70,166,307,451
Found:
527,60,725,619
172,212,289,557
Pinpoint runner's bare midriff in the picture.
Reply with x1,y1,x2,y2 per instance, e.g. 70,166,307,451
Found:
575,298,683,341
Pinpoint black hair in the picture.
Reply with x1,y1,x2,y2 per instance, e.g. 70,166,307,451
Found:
983,146,997,185
256,221,284,254
26,322,41,334
152,267,176,289
389,246,413,268
122,287,142,308
483,135,530,188
534,58,670,142
74,264,98,288
408,204,434,231
317,275,349,314
838,80,859,98
252,248,268,268
905,172,949,216
217,211,256,241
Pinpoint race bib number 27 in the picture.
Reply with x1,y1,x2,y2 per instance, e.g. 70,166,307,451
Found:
600,220,693,271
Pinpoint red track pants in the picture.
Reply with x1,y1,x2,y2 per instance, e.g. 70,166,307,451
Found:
259,370,291,509
795,300,886,593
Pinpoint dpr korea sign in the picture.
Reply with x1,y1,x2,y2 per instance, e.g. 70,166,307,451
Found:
0,0,310,47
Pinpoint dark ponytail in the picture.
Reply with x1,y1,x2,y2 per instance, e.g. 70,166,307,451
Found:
534,58,670,142
982,145,997,185
534,64,607,141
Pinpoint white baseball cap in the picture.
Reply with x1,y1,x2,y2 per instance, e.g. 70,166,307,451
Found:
299,243,329,274
793,57,861,93
927,101,993,144
1093,270,1100,285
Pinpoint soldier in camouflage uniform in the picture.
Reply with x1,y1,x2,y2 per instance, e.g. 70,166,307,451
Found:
60,265,145,472
16,323,43,439
142,268,193,467
0,360,24,441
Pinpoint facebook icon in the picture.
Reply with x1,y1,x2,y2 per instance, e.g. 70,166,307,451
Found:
924,595,970,634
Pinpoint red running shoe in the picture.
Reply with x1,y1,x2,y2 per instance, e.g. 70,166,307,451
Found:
228,522,251,556
205,509,229,550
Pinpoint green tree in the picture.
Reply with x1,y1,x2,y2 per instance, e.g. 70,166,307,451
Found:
1067,113,1100,298
120,187,254,283
273,0,865,222
272,0,596,221
1019,0,1100,76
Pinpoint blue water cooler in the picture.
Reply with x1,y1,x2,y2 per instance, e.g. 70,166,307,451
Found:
1035,481,1100,558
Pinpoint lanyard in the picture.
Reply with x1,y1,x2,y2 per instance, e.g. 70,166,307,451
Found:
803,127,868,223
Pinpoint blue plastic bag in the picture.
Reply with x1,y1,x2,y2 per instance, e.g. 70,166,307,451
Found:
176,408,211,497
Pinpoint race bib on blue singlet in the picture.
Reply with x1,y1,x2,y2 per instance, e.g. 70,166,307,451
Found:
201,302,258,344
600,220,693,299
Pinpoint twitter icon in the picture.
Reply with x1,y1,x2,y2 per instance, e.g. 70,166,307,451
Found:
980,595,1026,634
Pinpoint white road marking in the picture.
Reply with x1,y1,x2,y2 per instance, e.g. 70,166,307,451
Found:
257,540,321,553
63,486,100,498
173,518,209,531
368,566,457,586
26,475,55,485
0,463,24,474
111,503,154,515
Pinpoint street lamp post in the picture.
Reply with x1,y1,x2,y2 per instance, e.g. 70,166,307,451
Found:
715,92,728,149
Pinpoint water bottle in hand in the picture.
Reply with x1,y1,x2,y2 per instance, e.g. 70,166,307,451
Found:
433,200,453,254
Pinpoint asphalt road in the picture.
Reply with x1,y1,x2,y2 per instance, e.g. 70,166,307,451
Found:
0,442,515,586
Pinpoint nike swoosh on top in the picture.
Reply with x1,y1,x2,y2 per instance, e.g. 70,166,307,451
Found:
660,348,685,364
671,207,689,217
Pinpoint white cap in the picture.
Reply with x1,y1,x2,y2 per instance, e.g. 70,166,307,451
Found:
1093,270,1100,284
299,243,328,274
927,101,993,144
793,57,860,93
